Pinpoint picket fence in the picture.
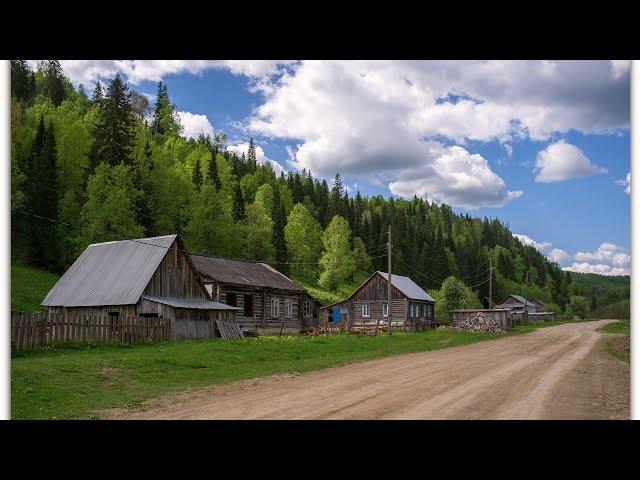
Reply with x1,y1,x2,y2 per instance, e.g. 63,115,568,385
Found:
11,311,170,352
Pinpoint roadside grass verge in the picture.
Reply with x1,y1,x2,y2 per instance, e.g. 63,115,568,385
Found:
598,320,630,363
12,329,503,419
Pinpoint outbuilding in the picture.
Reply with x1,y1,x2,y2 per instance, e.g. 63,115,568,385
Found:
42,234,240,340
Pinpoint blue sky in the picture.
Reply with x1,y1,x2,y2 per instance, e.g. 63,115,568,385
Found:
50,60,631,275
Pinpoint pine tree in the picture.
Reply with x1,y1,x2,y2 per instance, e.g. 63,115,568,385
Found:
247,138,257,172
89,74,136,171
92,81,104,106
41,60,67,107
232,182,246,221
10,60,35,104
329,172,344,219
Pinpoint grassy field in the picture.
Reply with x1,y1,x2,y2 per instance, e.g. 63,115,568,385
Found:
598,320,630,363
12,328,510,419
11,263,60,312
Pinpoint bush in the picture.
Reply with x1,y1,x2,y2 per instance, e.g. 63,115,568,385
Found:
564,295,590,318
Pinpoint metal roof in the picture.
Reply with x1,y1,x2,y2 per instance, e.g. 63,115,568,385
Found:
376,271,435,302
42,235,178,307
190,254,307,292
143,296,240,310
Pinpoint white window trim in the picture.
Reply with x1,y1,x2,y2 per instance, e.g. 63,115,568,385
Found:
303,301,311,317
362,304,371,318
271,298,280,318
382,303,389,317
285,299,292,318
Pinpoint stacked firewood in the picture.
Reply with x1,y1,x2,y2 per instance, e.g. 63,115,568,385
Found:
454,312,505,333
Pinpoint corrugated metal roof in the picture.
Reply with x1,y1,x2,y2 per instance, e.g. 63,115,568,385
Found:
190,254,307,292
143,296,240,310
376,271,435,302
42,235,177,307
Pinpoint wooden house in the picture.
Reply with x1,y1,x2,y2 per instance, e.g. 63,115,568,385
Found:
495,294,537,313
320,271,435,327
190,254,320,334
42,234,240,340
529,298,546,312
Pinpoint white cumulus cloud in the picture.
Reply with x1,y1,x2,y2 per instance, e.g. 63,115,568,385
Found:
176,111,214,139
563,242,630,276
533,141,607,183
389,143,522,209
547,248,570,265
513,233,552,252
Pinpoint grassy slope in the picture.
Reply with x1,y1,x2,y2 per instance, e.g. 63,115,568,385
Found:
11,318,587,420
11,263,60,312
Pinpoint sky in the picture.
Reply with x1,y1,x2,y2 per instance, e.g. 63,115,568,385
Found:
45,60,631,275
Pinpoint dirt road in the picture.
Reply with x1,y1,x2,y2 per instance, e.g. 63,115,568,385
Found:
103,319,629,420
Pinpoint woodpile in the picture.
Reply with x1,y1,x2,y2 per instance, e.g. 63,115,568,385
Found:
454,312,505,333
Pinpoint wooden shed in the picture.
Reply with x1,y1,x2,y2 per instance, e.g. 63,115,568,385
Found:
190,254,320,334
320,271,435,328
496,294,538,313
42,234,240,340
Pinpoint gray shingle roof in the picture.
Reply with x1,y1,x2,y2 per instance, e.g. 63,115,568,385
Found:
143,296,240,310
376,271,435,302
190,254,307,292
42,235,177,307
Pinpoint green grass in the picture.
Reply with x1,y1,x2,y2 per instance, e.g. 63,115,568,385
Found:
598,320,630,363
11,263,60,312
598,320,630,335
596,299,630,320
13,329,506,419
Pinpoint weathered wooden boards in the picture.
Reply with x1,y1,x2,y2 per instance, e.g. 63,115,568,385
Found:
10,311,170,352
215,319,244,340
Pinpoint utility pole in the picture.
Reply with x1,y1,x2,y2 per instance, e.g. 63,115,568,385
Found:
387,224,392,336
489,257,493,309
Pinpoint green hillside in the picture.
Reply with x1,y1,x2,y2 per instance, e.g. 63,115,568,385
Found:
11,263,60,312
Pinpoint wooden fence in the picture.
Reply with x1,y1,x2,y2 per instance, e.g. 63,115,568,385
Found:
11,311,170,352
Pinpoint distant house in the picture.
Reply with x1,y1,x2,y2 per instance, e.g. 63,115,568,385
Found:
495,294,537,313
190,254,320,334
42,234,239,339
320,271,435,326
529,298,546,312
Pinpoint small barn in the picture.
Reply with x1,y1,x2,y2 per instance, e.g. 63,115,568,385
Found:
320,271,435,327
190,254,320,334
495,294,537,313
42,234,240,340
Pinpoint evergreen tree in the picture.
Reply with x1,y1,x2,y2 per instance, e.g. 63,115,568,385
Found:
92,81,104,106
232,181,246,221
329,172,344,219
41,60,68,106
193,157,202,190
89,74,136,171
207,150,222,190
10,60,35,104
247,138,257,172
24,117,60,270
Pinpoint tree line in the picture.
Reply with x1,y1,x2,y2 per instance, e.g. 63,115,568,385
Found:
10,60,623,315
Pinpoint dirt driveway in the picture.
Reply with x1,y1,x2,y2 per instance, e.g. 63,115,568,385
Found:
103,319,629,420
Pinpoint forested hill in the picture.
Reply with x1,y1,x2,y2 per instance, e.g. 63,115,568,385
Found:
10,60,627,315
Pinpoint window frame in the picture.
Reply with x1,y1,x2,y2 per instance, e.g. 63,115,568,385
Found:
362,304,371,318
284,299,292,318
271,298,280,318
244,294,254,317
303,300,311,317
382,303,389,317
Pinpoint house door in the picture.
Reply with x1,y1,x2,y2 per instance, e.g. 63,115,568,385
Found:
332,309,341,323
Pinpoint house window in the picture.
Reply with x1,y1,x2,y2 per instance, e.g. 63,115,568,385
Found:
382,303,389,317
244,295,254,317
303,301,311,317
108,312,120,333
271,298,280,318
410,304,419,317
425,304,433,319
284,299,292,318
227,292,237,307
362,304,371,317
204,284,213,299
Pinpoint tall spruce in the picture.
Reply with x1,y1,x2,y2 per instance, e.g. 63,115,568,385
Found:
25,117,60,270
10,60,35,104
89,73,136,171
208,150,222,190
232,182,246,221
41,60,67,107
329,172,344,219
247,138,257,172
